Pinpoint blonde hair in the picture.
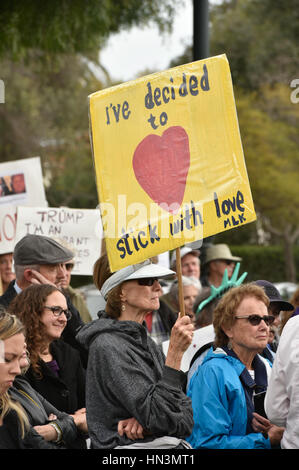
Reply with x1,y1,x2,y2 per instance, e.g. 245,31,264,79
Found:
213,283,269,348
0,310,30,438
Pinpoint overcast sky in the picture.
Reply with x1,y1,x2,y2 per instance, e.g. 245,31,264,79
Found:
100,1,223,83
100,0,194,82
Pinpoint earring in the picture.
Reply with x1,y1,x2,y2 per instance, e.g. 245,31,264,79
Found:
121,304,126,312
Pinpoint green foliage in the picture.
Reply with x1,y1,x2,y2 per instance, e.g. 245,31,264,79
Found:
229,245,299,284
172,0,299,90
0,0,179,59
0,0,184,210
209,0,299,89
212,220,259,246
0,54,103,208
235,85,299,227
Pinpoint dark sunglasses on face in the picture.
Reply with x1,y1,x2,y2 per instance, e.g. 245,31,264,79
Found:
44,305,72,321
137,278,159,286
235,314,275,326
219,259,234,265
65,263,74,271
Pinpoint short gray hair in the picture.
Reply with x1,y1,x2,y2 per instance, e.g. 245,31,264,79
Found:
170,276,201,301
14,264,40,281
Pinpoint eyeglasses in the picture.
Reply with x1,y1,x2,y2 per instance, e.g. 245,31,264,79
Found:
137,278,159,286
65,263,74,272
44,306,72,321
235,314,275,326
219,259,234,266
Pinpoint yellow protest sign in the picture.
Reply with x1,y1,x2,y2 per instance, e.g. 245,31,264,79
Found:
89,54,256,272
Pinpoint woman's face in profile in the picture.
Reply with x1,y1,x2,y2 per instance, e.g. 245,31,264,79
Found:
121,279,161,313
0,333,24,394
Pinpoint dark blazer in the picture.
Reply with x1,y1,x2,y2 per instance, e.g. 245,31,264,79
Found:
0,280,16,308
5,376,86,449
23,338,86,414
0,280,88,368
0,410,83,449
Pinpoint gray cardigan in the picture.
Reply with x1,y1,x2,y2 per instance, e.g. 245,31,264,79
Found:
77,311,193,449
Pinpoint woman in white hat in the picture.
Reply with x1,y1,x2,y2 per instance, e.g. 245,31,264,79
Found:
77,254,194,449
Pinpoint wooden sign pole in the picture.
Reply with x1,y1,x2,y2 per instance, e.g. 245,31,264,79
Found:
175,247,185,317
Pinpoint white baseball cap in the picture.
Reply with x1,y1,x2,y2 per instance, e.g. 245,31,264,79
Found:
101,260,175,300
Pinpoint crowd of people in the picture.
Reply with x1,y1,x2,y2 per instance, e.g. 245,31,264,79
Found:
0,235,299,449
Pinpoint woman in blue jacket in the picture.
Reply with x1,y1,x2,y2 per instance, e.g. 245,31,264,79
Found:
187,283,284,449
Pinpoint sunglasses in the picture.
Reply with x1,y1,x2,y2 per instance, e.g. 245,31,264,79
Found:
65,263,74,271
137,278,159,286
235,314,275,326
44,305,72,321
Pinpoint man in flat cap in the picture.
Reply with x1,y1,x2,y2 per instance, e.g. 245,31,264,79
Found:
0,234,87,366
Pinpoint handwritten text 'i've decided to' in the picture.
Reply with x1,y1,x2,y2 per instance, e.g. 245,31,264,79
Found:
104,64,210,130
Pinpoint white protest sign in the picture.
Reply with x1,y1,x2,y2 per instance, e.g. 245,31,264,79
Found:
0,205,18,255
162,324,215,372
0,157,47,255
0,157,46,207
15,206,103,275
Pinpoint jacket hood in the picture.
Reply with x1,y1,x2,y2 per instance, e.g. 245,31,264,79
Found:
76,310,148,350
202,346,246,376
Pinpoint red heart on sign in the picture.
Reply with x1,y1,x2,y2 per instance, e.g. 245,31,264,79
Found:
132,126,190,214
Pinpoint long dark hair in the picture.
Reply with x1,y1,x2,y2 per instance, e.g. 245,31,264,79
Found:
8,284,64,376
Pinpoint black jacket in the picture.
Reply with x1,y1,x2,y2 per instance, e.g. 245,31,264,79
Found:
157,299,177,332
23,339,86,414
2,376,86,449
0,408,60,449
0,280,88,368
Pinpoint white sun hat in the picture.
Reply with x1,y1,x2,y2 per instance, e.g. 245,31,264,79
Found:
100,260,175,300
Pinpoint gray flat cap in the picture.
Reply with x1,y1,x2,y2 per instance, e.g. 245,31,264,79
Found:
14,234,74,265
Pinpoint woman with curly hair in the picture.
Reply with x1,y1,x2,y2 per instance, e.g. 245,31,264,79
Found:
8,284,86,418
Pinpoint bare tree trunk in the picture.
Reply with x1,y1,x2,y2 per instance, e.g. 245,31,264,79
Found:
262,219,299,283
282,234,296,282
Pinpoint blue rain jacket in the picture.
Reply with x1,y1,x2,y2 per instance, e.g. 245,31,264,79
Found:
187,346,272,449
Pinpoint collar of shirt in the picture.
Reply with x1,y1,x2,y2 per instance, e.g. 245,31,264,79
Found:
14,281,22,294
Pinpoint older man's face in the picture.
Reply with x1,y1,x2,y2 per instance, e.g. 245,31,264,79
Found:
268,303,282,328
38,263,68,288
181,254,200,279
210,259,235,279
